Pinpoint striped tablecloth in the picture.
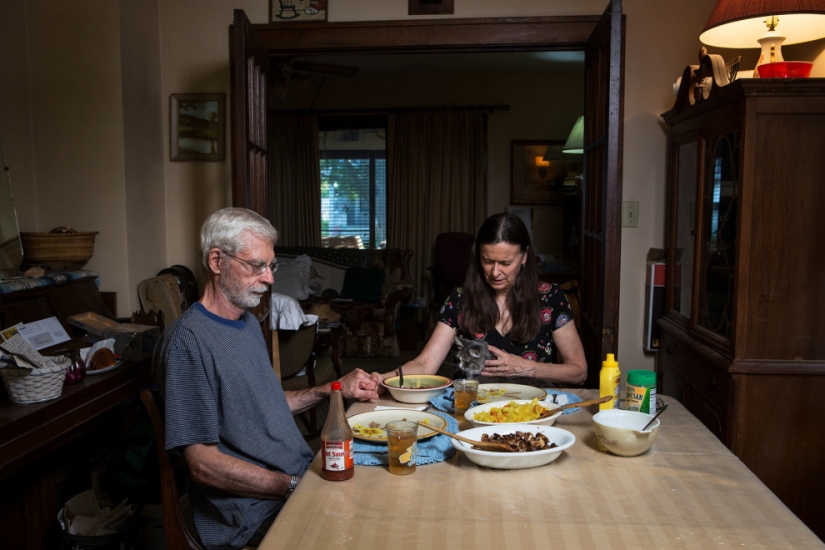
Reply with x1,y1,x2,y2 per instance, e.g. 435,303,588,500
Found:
260,389,823,549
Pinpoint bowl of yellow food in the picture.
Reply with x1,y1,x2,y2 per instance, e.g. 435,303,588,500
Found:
381,374,452,404
592,409,660,457
464,398,562,427
451,425,575,469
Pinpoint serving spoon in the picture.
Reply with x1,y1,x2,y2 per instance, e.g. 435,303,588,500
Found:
415,421,515,452
642,403,669,431
538,394,613,417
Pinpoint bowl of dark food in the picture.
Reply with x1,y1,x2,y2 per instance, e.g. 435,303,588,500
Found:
592,409,660,457
381,374,452,403
451,425,576,469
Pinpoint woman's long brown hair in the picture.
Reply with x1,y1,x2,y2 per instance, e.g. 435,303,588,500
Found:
460,213,540,343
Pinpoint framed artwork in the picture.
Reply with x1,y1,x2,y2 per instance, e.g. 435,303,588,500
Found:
170,94,225,162
510,140,582,204
270,0,327,22
409,0,454,15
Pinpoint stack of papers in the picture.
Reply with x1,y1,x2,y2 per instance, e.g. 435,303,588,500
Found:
0,315,74,370
60,490,134,536
13,317,71,350
0,325,68,370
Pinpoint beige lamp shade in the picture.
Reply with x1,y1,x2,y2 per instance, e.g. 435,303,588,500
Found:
699,0,825,48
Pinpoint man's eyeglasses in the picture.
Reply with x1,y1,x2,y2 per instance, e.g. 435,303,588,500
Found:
222,250,279,275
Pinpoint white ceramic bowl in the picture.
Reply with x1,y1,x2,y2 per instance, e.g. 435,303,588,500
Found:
451,425,576,469
381,374,452,404
592,409,660,457
464,399,563,427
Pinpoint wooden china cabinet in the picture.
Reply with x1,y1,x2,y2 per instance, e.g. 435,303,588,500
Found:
660,71,825,539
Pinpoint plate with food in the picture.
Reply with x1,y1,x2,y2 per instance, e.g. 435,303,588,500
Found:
477,383,547,404
347,410,446,442
83,346,122,376
464,398,562,427
85,360,123,376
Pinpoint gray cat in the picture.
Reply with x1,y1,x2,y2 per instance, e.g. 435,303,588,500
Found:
453,336,547,387
454,336,493,378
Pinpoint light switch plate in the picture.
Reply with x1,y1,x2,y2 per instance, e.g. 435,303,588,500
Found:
622,201,639,227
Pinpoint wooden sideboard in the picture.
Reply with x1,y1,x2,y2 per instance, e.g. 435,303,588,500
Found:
659,76,825,540
0,275,153,549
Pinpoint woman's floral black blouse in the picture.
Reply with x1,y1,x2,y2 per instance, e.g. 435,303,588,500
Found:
438,281,575,363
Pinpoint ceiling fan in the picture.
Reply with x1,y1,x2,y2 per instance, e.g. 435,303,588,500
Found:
287,60,358,76
268,59,358,101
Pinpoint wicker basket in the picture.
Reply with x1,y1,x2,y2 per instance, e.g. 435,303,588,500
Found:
20,228,98,270
0,361,69,404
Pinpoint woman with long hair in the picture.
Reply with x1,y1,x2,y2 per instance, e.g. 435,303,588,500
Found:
392,213,586,386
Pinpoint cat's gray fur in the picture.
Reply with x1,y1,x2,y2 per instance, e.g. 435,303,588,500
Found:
452,336,553,387
454,337,493,378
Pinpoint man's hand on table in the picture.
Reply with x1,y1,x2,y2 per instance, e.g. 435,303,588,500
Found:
338,368,381,401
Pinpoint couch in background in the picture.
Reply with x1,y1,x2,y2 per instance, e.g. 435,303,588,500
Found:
273,246,415,358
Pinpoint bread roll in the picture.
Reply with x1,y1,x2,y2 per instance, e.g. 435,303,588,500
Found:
88,348,117,371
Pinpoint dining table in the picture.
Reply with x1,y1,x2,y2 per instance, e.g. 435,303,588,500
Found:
259,388,824,549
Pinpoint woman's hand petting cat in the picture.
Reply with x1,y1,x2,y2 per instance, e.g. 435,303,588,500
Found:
481,345,539,378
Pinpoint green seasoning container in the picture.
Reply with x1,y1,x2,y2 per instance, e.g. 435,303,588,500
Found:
626,370,657,415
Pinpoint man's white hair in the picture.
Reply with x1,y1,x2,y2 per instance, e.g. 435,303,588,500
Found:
200,207,278,270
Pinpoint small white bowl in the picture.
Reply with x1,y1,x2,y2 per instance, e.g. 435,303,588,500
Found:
464,399,563,427
451,425,576,469
592,409,660,457
381,374,452,404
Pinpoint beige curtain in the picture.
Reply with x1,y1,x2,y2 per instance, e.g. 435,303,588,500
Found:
387,110,487,303
269,114,322,246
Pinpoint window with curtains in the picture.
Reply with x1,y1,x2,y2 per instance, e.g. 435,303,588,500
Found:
319,116,387,249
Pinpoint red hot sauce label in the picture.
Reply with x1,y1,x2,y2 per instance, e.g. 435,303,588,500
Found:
322,440,354,471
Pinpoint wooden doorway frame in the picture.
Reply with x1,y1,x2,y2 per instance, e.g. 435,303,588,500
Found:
247,15,623,384
252,17,600,55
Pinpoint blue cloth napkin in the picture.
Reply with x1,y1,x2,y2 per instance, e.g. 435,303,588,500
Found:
544,389,582,414
430,387,458,413
430,387,582,414
352,411,457,466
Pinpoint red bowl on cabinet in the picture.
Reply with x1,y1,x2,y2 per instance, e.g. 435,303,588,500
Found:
756,61,813,79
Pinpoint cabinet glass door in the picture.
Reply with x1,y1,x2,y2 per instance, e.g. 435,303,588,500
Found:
696,132,740,339
674,141,697,318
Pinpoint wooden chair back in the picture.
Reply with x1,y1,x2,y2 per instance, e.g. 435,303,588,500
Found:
277,323,317,381
275,323,323,436
140,389,204,550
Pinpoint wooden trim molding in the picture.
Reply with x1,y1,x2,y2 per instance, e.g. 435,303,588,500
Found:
253,16,600,55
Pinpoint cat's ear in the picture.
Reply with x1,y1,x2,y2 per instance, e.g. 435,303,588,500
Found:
454,336,465,348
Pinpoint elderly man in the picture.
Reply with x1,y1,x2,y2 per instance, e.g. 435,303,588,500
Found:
153,207,380,550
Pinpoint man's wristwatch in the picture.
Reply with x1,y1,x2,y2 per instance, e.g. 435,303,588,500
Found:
284,475,299,499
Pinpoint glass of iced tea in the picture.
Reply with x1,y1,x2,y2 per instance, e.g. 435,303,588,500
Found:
385,420,418,475
453,379,479,417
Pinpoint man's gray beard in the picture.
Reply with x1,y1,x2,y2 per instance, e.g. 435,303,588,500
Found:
218,277,266,310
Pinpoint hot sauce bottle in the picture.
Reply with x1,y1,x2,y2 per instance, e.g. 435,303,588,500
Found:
320,381,354,481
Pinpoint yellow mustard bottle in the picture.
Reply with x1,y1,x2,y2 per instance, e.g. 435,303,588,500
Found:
599,353,621,410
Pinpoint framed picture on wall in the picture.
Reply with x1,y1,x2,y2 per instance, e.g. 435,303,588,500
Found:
170,94,225,162
270,0,327,22
409,0,454,15
510,140,582,204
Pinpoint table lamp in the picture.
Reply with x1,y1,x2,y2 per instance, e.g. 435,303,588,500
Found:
560,116,584,155
699,0,825,76
544,116,584,190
